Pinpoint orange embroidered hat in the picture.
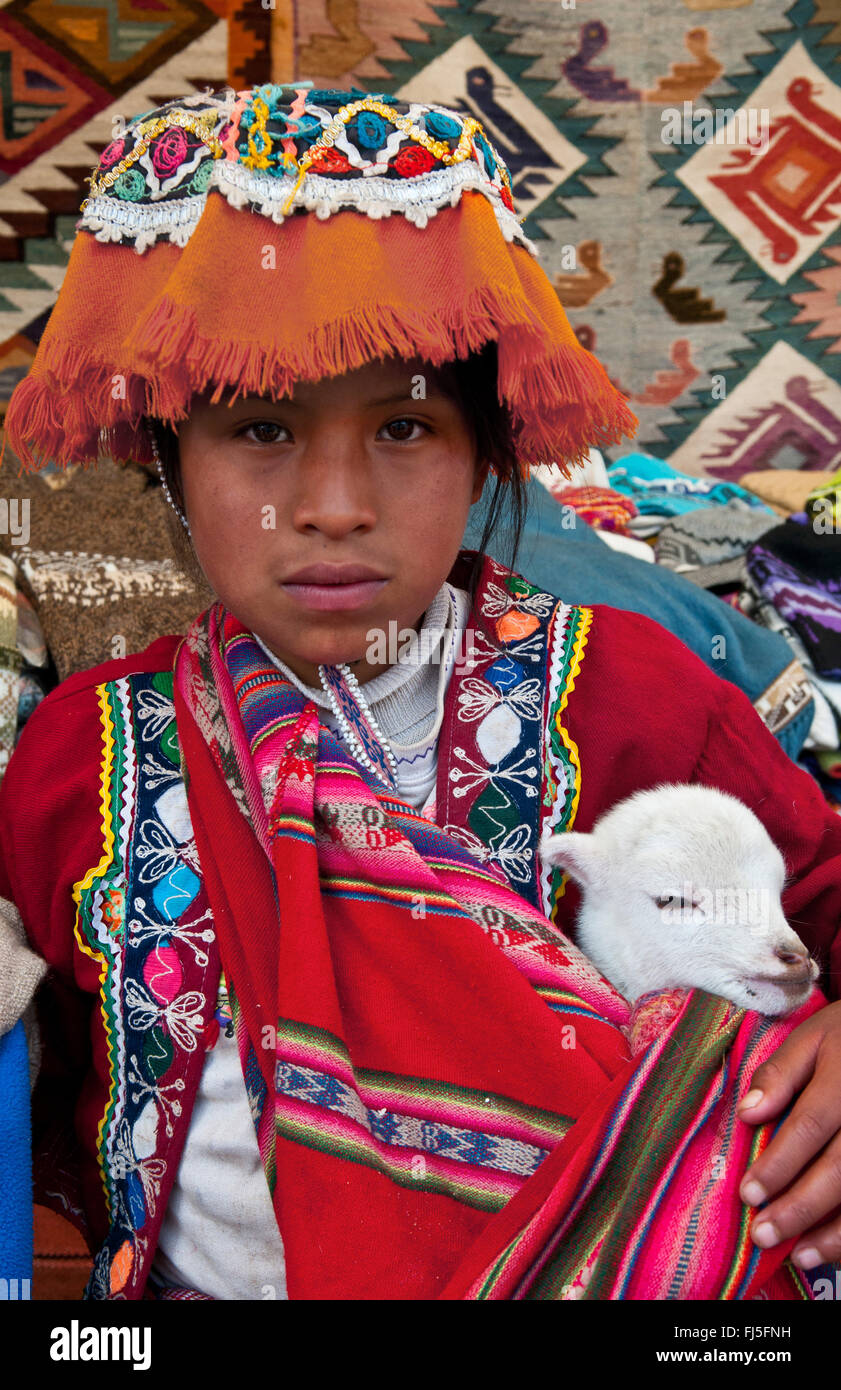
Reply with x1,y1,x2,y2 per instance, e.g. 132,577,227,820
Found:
4,83,637,476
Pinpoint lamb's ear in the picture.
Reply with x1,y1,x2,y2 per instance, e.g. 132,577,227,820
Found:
538,831,608,890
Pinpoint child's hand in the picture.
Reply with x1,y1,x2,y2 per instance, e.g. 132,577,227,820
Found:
737,998,841,1270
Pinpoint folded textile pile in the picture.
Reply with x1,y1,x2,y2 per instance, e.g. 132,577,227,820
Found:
528,448,841,805
607,453,774,539
736,569,841,809
740,469,837,518
535,449,655,563
655,506,780,591
737,517,841,812
746,522,841,682
467,475,815,763
547,484,638,534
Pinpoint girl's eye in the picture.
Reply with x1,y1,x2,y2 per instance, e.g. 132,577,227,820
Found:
380,417,428,443
235,417,428,444
238,421,289,445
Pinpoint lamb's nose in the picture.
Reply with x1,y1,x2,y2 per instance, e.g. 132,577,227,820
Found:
774,945,809,969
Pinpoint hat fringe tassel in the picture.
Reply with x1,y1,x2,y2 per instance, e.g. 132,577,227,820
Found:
6,285,636,473
5,344,148,471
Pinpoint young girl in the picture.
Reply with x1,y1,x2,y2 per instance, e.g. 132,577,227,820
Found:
2,85,841,1302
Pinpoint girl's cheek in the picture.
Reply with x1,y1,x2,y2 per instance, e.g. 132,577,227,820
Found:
200,486,265,536
193,507,264,576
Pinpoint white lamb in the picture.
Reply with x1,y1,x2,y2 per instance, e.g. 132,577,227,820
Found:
538,783,819,1017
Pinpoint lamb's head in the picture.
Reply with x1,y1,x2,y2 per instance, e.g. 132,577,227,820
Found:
539,783,819,1017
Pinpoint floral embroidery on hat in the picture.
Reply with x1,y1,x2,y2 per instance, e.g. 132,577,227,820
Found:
78,88,526,255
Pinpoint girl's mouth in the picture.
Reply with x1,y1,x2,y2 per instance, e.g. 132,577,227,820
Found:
280,563,388,612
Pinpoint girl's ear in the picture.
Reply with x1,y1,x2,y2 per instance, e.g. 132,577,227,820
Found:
538,831,608,890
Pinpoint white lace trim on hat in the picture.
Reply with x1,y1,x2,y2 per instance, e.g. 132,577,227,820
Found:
79,157,537,256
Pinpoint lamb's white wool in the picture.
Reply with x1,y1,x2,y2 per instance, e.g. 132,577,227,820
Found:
539,783,818,1017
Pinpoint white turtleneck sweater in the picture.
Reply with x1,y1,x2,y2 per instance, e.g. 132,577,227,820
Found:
151,584,471,1299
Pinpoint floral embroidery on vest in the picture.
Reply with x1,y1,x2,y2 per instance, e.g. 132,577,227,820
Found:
72,670,218,1299
438,558,592,915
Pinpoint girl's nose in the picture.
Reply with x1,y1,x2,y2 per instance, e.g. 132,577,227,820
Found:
291,449,378,539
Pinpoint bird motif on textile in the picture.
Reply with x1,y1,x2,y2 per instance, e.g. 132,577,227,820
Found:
653,252,726,323
552,241,613,308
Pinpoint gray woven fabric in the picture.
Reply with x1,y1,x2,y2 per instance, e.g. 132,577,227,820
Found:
655,505,776,585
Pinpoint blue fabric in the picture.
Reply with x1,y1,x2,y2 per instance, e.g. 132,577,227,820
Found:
464,476,814,762
607,452,775,520
0,1020,33,1292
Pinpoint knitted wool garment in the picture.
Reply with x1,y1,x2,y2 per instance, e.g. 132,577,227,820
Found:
746,521,841,680
654,503,777,588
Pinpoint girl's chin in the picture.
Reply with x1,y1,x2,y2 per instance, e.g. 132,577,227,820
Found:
253,615,404,679
267,643,378,681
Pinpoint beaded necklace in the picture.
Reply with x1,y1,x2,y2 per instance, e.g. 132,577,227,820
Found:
317,584,459,793
317,661,400,791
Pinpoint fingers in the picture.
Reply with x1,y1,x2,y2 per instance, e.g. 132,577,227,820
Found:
736,1012,826,1208
740,1089,839,1209
757,1183,841,1272
737,1024,823,1132
791,1207,841,1271
743,1125,841,1258
738,1023,841,1209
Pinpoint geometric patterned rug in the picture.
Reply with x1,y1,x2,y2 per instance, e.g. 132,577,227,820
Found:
1,0,839,477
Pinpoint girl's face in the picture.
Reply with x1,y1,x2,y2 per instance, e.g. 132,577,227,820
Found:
176,356,487,685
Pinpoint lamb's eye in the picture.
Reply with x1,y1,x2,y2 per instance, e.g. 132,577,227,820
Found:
654,894,697,911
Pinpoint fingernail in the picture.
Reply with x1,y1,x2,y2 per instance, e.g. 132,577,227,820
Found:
741,1179,767,1206
739,1089,764,1110
792,1247,821,1270
752,1221,778,1248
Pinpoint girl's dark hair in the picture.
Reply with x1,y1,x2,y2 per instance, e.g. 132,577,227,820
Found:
433,340,528,597
147,339,528,600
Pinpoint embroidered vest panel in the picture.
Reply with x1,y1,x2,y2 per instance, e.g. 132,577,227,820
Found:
72,670,220,1300
437,557,592,919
